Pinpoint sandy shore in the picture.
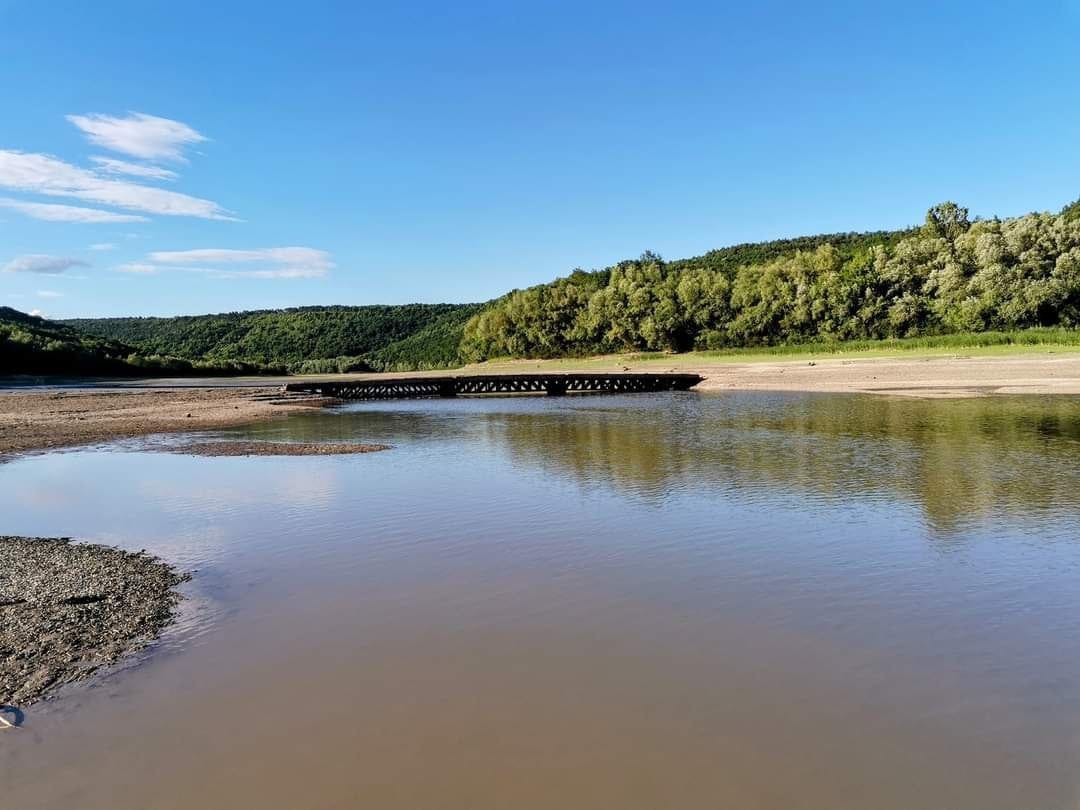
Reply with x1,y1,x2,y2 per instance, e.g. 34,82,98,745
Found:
0,387,331,458
3,354,1079,458
687,353,1080,398
351,352,1080,398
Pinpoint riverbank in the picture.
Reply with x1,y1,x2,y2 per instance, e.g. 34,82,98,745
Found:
478,350,1080,398
678,352,1080,398
0,536,189,708
3,352,1080,458
0,387,332,458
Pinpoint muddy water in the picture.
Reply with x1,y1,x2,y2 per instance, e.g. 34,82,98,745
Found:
4,392,1080,809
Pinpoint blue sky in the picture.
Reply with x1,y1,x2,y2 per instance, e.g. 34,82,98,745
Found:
2,0,1079,318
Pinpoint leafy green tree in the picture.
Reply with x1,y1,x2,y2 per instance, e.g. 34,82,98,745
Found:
923,201,971,242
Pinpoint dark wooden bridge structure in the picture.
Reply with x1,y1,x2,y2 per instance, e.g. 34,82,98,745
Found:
283,372,703,401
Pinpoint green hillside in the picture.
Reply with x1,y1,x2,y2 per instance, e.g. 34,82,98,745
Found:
0,307,279,376
0,307,137,376
461,200,1080,360
66,303,482,373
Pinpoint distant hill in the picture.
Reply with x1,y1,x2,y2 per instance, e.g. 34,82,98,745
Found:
0,307,138,376
65,303,484,373
0,307,281,377
63,232,919,374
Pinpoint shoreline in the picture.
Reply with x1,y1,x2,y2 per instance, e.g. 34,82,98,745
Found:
0,387,333,459
3,353,1080,458
471,351,1080,398
687,353,1080,398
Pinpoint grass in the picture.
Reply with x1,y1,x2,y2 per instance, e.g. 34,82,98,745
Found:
472,328,1080,372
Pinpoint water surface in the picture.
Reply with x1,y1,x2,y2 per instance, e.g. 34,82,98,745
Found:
3,391,1080,809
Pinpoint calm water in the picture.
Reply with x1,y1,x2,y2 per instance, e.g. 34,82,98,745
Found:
4,391,1080,809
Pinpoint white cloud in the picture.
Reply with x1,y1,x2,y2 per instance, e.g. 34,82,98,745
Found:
0,150,234,220
148,247,334,279
91,156,179,181
37,290,63,299
89,242,116,251
29,309,45,317
2,255,90,275
115,262,160,275
0,197,148,223
67,112,207,162
236,267,327,279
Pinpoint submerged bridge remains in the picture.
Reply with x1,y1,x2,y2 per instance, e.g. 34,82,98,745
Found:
283,372,704,401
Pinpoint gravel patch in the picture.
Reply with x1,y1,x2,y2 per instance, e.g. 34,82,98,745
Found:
171,440,390,457
0,536,189,708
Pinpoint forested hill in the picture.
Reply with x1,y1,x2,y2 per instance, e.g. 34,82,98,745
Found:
1,306,140,376
0,307,289,376
37,195,1080,375
66,303,485,374
460,199,1080,360
63,228,915,374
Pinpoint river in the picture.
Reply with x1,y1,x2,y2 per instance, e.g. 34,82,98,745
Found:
3,391,1080,808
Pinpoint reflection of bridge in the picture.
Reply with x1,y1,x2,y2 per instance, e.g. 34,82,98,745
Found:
284,372,704,401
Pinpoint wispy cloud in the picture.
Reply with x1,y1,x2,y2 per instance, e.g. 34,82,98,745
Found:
115,262,160,275
0,150,234,220
2,254,90,274
29,308,45,317
147,247,334,279
232,267,327,279
0,196,148,223
37,290,63,299
67,112,207,162
89,242,116,251
91,156,179,181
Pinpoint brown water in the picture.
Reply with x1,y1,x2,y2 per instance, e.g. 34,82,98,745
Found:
4,391,1080,809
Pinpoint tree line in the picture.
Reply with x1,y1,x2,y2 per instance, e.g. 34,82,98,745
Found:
0,306,273,376
64,304,482,374
460,200,1080,360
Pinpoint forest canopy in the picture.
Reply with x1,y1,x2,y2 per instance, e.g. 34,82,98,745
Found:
0,306,283,376
460,201,1080,361
64,304,483,374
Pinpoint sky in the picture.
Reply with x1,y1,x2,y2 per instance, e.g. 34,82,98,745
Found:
2,0,1079,319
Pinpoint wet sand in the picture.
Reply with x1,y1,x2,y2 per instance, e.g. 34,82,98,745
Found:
0,536,188,708
3,353,1080,458
0,387,332,458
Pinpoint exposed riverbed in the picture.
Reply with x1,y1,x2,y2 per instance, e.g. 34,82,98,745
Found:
0,536,188,708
